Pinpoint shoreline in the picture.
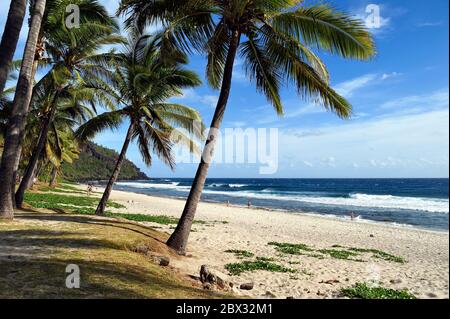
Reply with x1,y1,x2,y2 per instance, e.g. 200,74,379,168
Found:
107,185,449,234
77,183,449,299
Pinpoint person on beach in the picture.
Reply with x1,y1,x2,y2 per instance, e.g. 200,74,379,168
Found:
87,184,93,196
247,200,252,209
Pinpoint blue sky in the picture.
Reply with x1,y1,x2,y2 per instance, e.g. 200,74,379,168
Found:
1,0,449,178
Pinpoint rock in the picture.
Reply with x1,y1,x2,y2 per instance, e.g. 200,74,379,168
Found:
159,256,170,266
263,291,277,299
240,282,254,290
369,234,375,238
427,292,438,298
203,283,213,290
389,279,402,284
200,265,229,290
133,243,150,254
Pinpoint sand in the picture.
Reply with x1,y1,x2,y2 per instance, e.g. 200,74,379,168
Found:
85,185,449,299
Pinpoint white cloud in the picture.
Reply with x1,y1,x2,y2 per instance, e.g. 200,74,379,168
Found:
335,74,378,97
278,109,449,177
417,21,443,27
335,72,400,98
381,72,401,80
380,88,449,111
176,89,219,108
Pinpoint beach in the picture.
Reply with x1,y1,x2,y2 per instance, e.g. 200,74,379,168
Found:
84,185,449,299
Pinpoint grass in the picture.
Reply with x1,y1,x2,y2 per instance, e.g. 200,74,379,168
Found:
24,192,125,209
224,249,254,258
268,242,314,254
318,249,364,262
269,242,405,264
24,191,210,226
225,260,297,276
0,210,230,298
341,282,416,299
348,247,405,264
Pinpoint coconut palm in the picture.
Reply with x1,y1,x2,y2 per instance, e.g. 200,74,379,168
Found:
15,75,107,206
14,0,122,207
119,0,376,253
76,31,204,216
0,0,47,219
0,0,27,94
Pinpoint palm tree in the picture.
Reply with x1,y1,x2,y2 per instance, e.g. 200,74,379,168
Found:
0,0,27,94
0,0,47,219
119,0,376,254
14,1,122,207
76,31,204,216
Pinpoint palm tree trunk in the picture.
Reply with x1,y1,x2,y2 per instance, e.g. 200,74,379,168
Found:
49,165,58,187
0,0,27,94
167,29,242,254
95,122,135,216
0,0,47,219
15,89,60,207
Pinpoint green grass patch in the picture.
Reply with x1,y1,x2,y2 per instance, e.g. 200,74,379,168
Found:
225,260,296,276
25,192,209,226
268,242,314,255
348,247,405,264
318,249,363,261
25,192,125,209
341,282,416,299
224,249,254,258
270,242,405,264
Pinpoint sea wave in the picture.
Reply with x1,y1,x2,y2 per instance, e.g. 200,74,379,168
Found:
116,181,190,190
116,182,448,213
200,190,449,213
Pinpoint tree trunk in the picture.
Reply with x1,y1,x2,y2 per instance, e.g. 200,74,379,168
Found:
0,0,27,94
95,122,135,216
0,0,47,219
167,30,242,254
15,89,60,207
49,165,58,187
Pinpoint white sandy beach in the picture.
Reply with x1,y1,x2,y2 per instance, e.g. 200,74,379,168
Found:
86,185,449,299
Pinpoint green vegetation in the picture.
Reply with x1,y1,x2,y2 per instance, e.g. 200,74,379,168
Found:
225,260,296,276
61,142,149,182
268,242,314,254
269,242,405,263
24,192,125,209
318,249,363,261
0,211,228,298
224,249,255,258
348,248,405,264
24,189,210,226
341,282,416,299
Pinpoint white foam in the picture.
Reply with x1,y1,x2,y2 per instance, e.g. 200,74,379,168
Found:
116,182,449,214
116,181,189,191
228,184,247,188
201,190,449,213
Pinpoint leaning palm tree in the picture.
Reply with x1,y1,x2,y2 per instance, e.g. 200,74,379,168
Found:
14,1,122,207
76,31,204,216
0,0,47,219
0,0,27,94
119,0,376,253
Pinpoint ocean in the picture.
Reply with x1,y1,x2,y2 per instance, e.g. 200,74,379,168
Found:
112,178,449,231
